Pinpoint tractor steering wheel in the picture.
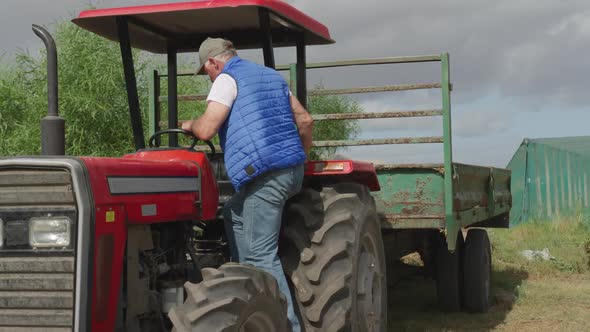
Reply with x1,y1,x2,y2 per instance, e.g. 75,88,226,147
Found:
148,129,216,155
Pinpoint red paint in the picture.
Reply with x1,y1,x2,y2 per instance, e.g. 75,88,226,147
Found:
80,151,218,331
305,160,381,191
122,150,219,222
75,0,331,42
91,205,125,332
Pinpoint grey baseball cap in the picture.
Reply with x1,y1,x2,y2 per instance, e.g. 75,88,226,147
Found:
197,37,233,75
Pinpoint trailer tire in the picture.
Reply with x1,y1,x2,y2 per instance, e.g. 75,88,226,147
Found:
168,263,288,332
280,183,387,331
433,231,464,312
462,229,492,313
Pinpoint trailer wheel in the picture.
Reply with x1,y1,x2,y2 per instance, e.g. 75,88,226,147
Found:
433,231,464,312
168,263,288,332
462,229,492,313
280,183,387,331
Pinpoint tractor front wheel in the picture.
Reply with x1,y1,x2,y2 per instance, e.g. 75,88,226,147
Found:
168,263,289,332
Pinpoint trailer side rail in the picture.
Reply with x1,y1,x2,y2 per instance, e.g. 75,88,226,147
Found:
148,54,460,248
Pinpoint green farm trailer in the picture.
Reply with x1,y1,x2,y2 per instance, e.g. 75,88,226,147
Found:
149,53,511,317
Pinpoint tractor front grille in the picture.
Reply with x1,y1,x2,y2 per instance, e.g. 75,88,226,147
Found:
0,167,77,331
0,257,74,330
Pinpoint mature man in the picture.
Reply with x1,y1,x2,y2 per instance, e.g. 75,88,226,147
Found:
181,37,313,332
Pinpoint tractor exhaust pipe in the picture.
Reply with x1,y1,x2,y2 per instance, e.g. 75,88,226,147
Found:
32,24,65,155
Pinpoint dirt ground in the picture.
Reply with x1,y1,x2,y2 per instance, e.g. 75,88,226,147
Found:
386,263,590,332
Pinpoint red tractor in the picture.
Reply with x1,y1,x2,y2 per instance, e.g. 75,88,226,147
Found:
0,1,386,331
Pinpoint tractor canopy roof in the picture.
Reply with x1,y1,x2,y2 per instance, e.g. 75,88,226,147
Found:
72,0,334,53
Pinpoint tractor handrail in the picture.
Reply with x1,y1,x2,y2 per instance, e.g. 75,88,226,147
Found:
158,55,443,77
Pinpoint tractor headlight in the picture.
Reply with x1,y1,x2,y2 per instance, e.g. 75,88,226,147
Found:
29,217,71,248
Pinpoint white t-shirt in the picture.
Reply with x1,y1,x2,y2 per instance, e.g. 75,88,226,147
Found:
206,73,292,108
206,74,238,108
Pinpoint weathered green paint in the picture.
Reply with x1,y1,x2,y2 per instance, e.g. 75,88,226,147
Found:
289,63,297,97
456,206,510,226
375,164,444,171
507,136,590,224
373,168,445,218
441,53,457,250
374,163,511,237
381,217,445,229
451,164,511,227
148,69,157,139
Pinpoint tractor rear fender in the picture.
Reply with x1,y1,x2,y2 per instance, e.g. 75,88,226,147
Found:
304,160,380,191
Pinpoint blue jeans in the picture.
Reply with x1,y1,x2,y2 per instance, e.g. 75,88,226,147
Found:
223,164,303,332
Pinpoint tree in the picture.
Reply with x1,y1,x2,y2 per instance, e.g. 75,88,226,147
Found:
306,86,361,160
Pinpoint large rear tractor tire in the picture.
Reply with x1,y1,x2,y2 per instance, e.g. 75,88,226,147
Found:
280,183,387,331
462,229,492,313
433,231,464,312
168,263,289,332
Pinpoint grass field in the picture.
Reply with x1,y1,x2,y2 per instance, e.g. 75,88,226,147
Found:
387,217,590,332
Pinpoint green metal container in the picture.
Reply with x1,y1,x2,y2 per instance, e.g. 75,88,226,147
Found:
507,136,590,224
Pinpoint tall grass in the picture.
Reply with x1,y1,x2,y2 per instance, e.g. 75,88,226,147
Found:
489,214,590,277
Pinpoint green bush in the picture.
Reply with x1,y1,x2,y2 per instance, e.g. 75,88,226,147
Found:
0,22,149,157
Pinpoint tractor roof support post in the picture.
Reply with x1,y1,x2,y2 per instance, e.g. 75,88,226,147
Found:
167,46,179,147
296,33,307,109
258,7,275,69
117,17,145,150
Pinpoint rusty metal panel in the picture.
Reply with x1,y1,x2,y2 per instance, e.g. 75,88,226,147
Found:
375,163,511,230
313,136,443,147
375,163,444,171
380,215,445,229
312,109,442,121
307,83,441,96
373,166,445,223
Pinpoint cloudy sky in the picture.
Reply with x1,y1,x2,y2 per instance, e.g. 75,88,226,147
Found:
2,0,589,167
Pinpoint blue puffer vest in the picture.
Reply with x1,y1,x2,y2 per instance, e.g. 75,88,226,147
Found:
219,56,306,191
